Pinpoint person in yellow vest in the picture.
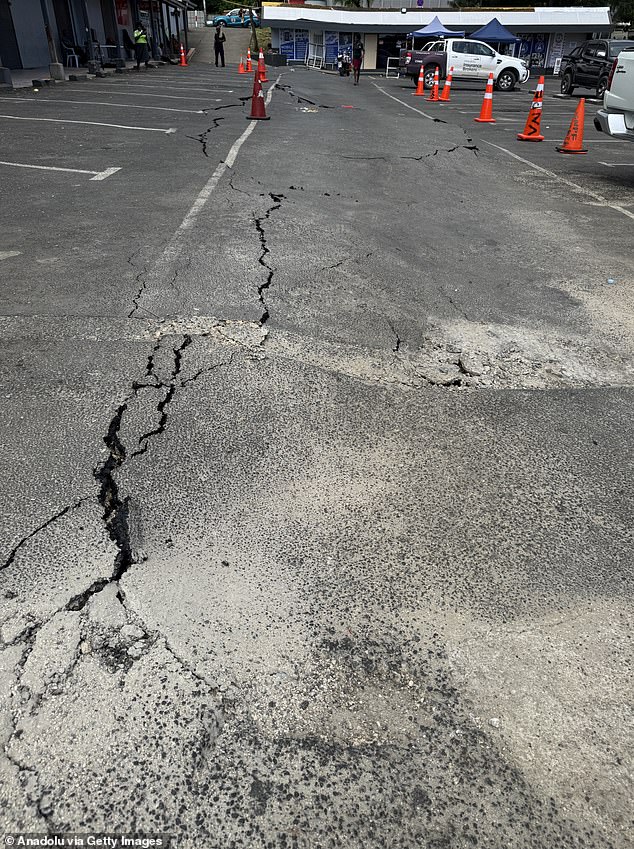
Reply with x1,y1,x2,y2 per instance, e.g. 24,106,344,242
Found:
134,23,150,71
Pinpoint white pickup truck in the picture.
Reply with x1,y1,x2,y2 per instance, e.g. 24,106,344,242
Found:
399,38,530,91
594,50,634,141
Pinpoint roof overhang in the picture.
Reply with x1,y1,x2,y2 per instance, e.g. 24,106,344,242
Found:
263,5,612,33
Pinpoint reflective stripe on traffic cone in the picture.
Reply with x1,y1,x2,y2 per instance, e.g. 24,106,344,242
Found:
247,73,270,121
413,64,425,96
474,73,495,123
556,98,588,154
257,48,268,83
179,43,188,67
238,56,246,74
517,75,545,141
439,66,453,102
426,67,439,102
246,49,252,72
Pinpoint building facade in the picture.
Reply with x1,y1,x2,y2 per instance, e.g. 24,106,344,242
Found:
0,0,195,76
262,5,613,72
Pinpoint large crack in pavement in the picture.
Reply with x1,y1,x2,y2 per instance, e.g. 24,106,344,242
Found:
254,193,285,326
51,334,233,615
275,83,333,109
186,117,226,158
400,142,479,160
65,335,194,610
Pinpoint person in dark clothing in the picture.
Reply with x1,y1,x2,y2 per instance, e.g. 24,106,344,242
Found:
134,23,150,70
214,26,226,67
352,36,364,85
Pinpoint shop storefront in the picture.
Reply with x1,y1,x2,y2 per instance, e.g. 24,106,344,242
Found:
264,5,613,72
0,0,193,73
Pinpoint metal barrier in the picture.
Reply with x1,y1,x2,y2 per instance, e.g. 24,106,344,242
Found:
386,57,400,78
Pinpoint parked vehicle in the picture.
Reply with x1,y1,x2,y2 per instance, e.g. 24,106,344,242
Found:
594,50,634,141
399,38,529,91
212,9,259,28
560,39,634,99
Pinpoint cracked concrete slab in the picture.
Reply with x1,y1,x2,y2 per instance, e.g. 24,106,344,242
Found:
0,63,632,849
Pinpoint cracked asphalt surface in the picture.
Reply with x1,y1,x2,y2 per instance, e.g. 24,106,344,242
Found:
0,56,632,849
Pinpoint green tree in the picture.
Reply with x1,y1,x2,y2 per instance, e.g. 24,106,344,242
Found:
611,0,633,25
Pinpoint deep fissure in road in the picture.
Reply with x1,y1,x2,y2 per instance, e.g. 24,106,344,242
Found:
65,335,194,611
254,193,285,325
132,335,193,457
186,117,226,158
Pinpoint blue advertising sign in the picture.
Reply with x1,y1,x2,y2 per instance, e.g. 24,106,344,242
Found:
325,31,339,64
280,29,295,59
295,29,309,61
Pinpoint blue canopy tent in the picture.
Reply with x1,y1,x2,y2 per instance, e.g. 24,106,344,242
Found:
409,16,465,44
469,18,521,45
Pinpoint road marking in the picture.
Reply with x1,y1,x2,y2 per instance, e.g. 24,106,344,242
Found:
66,87,223,103
0,250,21,261
0,96,203,114
0,115,176,133
599,161,634,167
172,79,279,238
372,83,437,120
91,166,122,181
484,140,634,222
136,76,281,317
0,160,121,180
104,83,236,94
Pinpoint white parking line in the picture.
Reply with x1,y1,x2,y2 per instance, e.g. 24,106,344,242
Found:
105,83,236,94
599,161,634,167
0,160,121,180
0,115,176,133
0,96,203,115
372,83,437,121
65,87,223,103
484,140,634,222
0,250,21,261
143,77,281,311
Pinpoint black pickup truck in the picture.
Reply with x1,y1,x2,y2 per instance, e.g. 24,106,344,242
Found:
560,39,634,99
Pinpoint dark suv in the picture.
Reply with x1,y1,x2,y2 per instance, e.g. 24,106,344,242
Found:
560,39,634,98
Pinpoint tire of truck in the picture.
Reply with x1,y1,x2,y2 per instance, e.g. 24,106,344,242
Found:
411,71,420,87
560,72,575,96
495,69,517,92
424,65,440,89
596,76,608,99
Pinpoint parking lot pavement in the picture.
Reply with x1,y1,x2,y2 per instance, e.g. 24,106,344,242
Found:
1,62,633,849
0,65,256,317
372,74,634,208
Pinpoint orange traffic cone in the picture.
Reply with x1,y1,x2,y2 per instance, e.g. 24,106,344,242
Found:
474,73,495,123
257,48,268,83
413,64,425,97
517,75,545,141
556,98,588,154
238,56,246,74
247,73,270,121
179,43,188,67
246,49,252,73
426,67,439,102
439,66,453,102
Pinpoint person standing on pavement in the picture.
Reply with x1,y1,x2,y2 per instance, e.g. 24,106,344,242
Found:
352,36,364,85
214,26,226,68
133,23,150,70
